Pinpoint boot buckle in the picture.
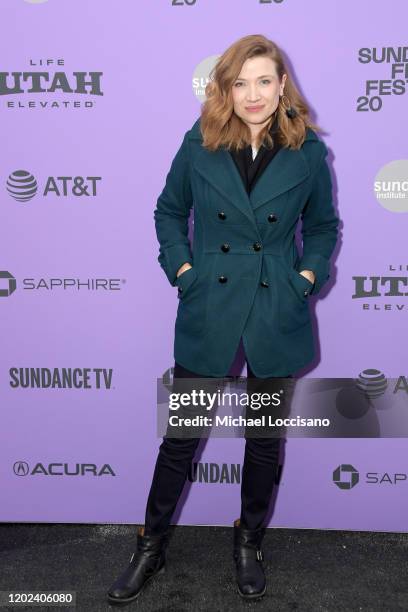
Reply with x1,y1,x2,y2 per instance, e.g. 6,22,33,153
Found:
129,552,135,563
256,549,263,562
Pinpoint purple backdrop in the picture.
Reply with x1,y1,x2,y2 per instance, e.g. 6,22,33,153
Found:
1,0,407,532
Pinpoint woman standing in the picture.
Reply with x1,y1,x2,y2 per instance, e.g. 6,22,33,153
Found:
107,33,339,605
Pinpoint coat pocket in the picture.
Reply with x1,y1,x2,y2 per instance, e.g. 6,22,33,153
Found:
278,262,311,333
288,267,314,302
175,266,198,297
175,264,208,335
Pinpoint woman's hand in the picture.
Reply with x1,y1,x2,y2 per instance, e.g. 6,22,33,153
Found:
176,262,193,278
299,269,315,285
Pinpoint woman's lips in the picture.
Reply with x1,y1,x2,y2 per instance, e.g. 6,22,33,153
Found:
245,105,265,112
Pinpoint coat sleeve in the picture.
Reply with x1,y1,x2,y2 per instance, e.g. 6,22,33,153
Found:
298,142,339,296
153,130,194,287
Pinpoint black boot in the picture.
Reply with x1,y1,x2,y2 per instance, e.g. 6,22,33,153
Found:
107,525,168,605
233,518,266,600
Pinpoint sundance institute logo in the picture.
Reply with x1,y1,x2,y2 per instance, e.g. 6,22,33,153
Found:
192,55,220,103
374,160,408,213
333,464,359,490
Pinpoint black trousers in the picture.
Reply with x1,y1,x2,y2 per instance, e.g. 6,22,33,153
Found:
144,359,292,534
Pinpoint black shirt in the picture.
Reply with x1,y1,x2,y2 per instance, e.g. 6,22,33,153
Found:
229,115,282,196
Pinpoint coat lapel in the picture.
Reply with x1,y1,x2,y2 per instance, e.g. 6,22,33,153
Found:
191,143,256,226
249,146,310,210
189,118,317,226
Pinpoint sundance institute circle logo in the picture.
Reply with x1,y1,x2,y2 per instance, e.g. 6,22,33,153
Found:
192,55,220,103
374,160,408,213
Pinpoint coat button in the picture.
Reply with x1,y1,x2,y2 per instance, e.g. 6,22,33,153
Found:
218,211,227,220
252,242,262,251
303,290,309,296
267,213,277,223
218,275,228,283
260,280,269,288
221,243,230,252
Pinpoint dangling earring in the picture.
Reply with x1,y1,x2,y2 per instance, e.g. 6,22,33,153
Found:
280,93,298,119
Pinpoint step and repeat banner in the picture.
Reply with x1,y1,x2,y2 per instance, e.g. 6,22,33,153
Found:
1,0,407,531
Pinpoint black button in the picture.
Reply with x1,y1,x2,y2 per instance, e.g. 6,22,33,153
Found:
218,211,227,220
303,290,309,296
218,275,228,283
267,213,277,223
221,243,230,253
260,280,269,288
252,242,262,251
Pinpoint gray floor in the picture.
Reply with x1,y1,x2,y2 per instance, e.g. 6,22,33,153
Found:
0,523,407,611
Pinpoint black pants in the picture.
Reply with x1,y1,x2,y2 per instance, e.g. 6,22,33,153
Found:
144,359,292,534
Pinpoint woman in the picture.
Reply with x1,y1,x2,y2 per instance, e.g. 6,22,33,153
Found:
107,34,339,604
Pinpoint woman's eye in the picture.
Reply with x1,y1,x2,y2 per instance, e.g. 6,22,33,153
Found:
234,80,270,87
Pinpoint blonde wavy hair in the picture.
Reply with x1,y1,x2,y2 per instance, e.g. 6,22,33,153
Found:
200,34,321,152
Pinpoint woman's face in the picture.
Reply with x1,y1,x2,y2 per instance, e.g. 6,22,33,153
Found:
231,56,287,129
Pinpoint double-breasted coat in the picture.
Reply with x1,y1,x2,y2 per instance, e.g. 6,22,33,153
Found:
154,117,339,378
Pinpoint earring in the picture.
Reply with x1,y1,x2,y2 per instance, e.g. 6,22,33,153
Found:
280,93,298,119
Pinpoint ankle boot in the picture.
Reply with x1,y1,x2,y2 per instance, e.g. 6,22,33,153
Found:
233,518,266,600
106,525,168,605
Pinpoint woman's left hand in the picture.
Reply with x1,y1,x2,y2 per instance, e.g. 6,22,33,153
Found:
299,269,315,285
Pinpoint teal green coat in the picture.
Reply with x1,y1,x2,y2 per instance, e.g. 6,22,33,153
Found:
154,117,339,377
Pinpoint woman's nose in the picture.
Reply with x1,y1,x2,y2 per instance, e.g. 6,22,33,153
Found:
246,89,261,102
